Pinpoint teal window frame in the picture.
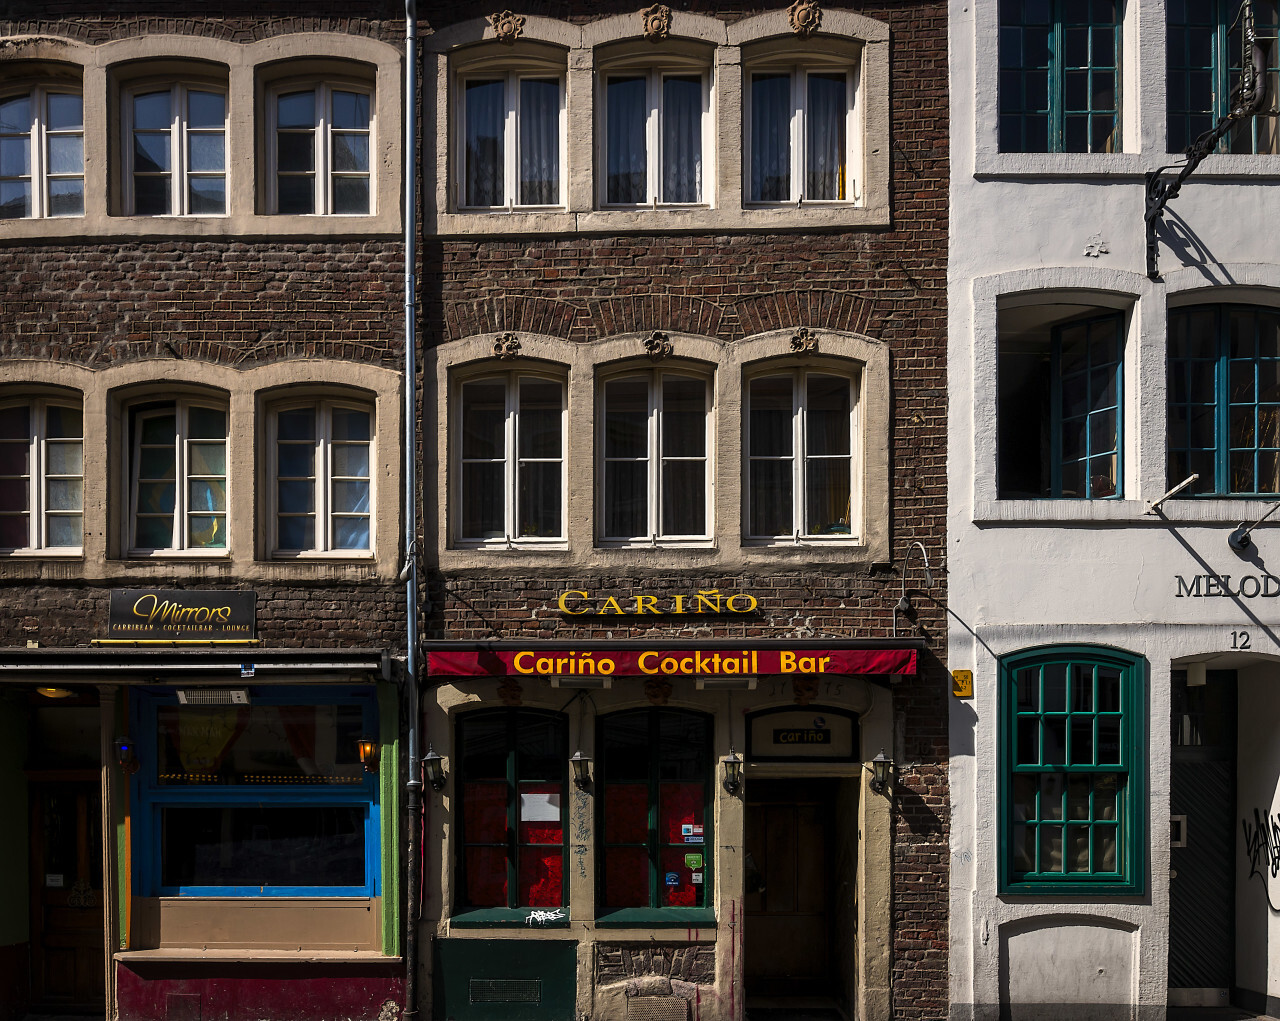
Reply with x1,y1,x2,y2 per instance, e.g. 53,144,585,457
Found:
1168,304,1280,496
453,707,570,925
1167,0,1280,155
998,0,1122,153
1000,645,1146,896
596,707,715,927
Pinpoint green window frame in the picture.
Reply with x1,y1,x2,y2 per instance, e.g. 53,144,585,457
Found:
454,708,569,924
999,0,1122,153
1000,645,1145,895
1167,0,1280,155
1051,312,1124,499
1168,304,1280,496
597,708,714,925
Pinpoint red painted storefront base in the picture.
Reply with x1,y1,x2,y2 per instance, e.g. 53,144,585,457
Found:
116,962,404,1021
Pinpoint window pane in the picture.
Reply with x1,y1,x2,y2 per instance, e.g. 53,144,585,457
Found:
749,459,792,536
188,176,225,215
662,377,706,457
47,134,82,175
750,376,794,456
47,92,82,131
518,782,563,842
332,408,371,442
332,133,369,173
277,91,316,128
805,458,851,535
462,463,504,539
662,460,705,535
518,847,563,908
46,478,81,511
277,174,314,215
133,132,170,173
660,781,704,844
603,713,650,782
46,441,82,476
134,510,175,549
0,516,28,549
46,514,81,547
658,712,707,781
604,378,649,458
519,78,560,206
188,133,224,173
659,845,700,907
464,782,507,843
0,95,30,133
606,76,647,204
161,805,365,888
604,783,649,843
461,714,508,779
518,380,562,459
188,407,225,439
186,91,224,129
751,73,791,202
0,180,30,219
133,174,170,216
278,445,315,480
48,179,84,217
277,516,313,551
133,91,171,131
662,75,702,203
332,480,370,514
518,461,561,538
465,79,504,207
333,516,370,550
604,460,647,537
0,135,30,176
462,381,506,460
188,513,226,548
277,131,315,173
464,846,508,907
333,176,370,215
278,408,315,441
807,375,851,455
332,443,370,478
603,846,649,907
806,73,847,200
331,91,371,130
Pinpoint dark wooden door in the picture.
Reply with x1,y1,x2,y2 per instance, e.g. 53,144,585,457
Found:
744,779,835,997
29,779,104,1012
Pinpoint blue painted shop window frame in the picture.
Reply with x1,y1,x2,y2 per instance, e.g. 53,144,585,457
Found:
1168,304,1280,497
130,685,380,898
999,0,1122,153
999,645,1146,896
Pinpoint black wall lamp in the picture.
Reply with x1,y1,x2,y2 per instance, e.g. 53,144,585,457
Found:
357,737,379,773
1229,499,1280,552
114,737,139,775
722,750,743,795
570,750,592,790
423,744,447,791
869,748,892,796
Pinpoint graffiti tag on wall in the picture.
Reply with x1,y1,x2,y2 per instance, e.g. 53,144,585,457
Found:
1242,807,1280,911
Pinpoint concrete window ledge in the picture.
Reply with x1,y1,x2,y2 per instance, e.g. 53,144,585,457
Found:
114,949,401,964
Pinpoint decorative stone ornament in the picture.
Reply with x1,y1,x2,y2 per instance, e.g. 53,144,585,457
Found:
488,10,526,43
788,0,822,37
493,331,522,359
790,327,818,354
645,678,673,705
641,4,672,41
644,330,674,361
497,677,524,705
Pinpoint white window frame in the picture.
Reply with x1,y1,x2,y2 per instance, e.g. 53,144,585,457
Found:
597,368,713,546
269,399,375,557
455,68,567,211
744,60,861,207
122,80,229,217
0,84,85,220
744,365,862,544
127,398,228,556
597,65,713,208
266,80,376,216
0,397,83,553
453,370,567,548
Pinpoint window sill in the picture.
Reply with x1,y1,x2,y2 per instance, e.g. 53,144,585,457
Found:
973,150,1145,178
975,496,1280,525
125,549,232,559
0,548,84,558
0,212,399,240
593,907,716,929
115,949,400,964
597,539,716,550
449,907,570,928
1000,879,1143,898
271,551,376,561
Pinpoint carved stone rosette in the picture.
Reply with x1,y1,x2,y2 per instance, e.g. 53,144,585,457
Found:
493,331,522,359
790,327,818,354
497,677,524,706
645,677,673,705
788,0,822,37
643,330,673,361
488,10,526,43
641,4,672,41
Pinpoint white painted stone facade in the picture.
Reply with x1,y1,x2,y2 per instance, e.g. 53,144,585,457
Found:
949,2,1280,1018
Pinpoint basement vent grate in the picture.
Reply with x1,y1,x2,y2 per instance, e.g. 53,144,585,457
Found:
627,996,689,1021
176,689,250,705
469,978,541,1004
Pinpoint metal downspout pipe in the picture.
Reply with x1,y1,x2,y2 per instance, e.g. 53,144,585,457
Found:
402,0,422,1017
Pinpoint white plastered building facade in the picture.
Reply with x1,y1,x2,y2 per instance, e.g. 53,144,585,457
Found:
950,2,1280,1019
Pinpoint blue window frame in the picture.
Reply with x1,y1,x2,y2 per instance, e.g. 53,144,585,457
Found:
1167,0,1280,155
130,686,380,897
1168,304,1280,496
999,0,1122,153
1000,646,1145,895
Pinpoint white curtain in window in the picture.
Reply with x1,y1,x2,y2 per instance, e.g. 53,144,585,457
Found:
806,73,846,201
661,76,702,204
607,77,647,204
519,78,560,206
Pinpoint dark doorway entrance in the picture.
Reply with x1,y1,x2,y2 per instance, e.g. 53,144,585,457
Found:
28,777,104,1014
744,777,842,1010
1168,669,1237,1007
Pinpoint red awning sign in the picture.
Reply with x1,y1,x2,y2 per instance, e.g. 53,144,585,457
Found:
428,647,916,678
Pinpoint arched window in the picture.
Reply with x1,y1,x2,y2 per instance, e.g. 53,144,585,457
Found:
0,395,83,551
456,708,569,914
0,83,84,219
1000,645,1145,894
598,708,712,915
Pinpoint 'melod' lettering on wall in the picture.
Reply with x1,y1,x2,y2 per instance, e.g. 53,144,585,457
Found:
1175,574,1280,598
